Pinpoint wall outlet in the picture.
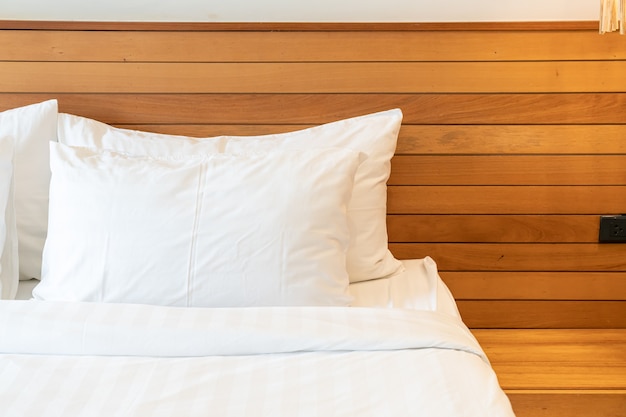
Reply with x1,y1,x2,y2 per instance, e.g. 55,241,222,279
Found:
599,215,626,242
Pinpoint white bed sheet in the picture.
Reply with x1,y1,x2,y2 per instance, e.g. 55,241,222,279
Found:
2,258,515,416
349,257,460,316
0,301,514,417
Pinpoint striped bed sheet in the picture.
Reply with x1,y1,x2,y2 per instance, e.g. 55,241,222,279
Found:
0,300,515,417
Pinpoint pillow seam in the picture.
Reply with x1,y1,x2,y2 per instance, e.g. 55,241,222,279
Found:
186,161,206,307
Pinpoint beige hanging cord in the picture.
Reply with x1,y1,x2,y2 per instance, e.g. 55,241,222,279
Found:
600,0,625,34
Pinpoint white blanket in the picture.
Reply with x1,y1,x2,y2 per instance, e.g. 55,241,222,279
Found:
0,301,515,417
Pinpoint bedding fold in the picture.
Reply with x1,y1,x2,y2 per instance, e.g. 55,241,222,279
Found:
0,301,485,360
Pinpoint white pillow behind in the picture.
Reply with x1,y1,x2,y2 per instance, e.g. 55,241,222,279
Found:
57,109,403,284
57,112,223,157
0,100,57,292
34,143,361,307
1,100,58,280
0,135,18,299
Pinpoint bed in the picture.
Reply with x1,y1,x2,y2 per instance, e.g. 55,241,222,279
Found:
0,90,516,416
0,22,540,417
35,16,626,416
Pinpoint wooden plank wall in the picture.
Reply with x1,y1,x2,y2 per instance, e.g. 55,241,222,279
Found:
0,21,625,329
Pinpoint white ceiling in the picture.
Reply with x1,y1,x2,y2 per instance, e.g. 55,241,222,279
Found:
1,0,598,22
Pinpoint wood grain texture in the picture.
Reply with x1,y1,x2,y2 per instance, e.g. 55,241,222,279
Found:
475,330,626,387
441,271,626,300
487,328,626,416
507,392,626,417
95,124,626,155
386,215,600,243
387,186,626,214
3,61,626,93
3,93,626,124
395,125,626,155
3,30,624,62
389,243,626,271
459,302,626,328
389,156,626,185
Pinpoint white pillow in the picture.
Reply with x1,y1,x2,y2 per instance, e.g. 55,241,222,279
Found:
1,100,58,280
0,100,57,289
34,142,361,307
0,134,18,299
58,109,403,283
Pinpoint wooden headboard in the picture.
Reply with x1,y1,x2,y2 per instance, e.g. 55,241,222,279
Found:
1,21,625,329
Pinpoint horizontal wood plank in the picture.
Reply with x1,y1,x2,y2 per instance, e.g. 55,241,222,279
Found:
458,301,626,328
3,30,625,62
479,329,626,415
395,125,626,155
5,119,626,160
3,93,626,125
494,363,626,390
387,186,626,214
507,392,626,417
441,271,626,300
474,329,626,385
387,215,600,243
3,61,626,93
111,124,626,155
475,330,626,362
389,243,626,271
389,155,626,185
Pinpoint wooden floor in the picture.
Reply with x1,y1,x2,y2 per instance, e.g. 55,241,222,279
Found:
474,329,626,417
